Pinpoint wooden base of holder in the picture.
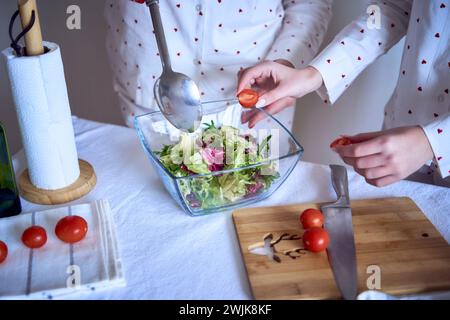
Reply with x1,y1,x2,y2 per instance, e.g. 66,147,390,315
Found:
19,159,97,205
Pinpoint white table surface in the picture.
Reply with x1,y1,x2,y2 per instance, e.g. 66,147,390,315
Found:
12,117,450,300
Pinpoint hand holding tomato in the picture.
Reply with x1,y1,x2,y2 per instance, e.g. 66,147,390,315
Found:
237,63,323,128
332,126,434,187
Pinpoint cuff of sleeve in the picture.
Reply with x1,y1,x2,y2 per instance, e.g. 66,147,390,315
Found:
421,122,450,179
308,50,350,104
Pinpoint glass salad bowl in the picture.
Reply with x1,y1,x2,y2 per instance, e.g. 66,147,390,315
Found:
135,103,303,216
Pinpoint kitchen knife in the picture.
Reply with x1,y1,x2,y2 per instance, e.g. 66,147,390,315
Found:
321,165,358,300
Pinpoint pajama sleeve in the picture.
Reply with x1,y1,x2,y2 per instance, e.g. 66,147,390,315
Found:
265,0,333,69
422,113,450,179
309,0,413,103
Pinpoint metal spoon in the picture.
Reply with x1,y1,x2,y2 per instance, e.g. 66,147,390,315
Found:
201,88,261,114
146,0,202,132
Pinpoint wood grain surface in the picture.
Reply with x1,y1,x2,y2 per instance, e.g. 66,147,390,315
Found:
233,197,450,300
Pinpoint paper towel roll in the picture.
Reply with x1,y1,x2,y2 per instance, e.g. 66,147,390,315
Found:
2,41,80,190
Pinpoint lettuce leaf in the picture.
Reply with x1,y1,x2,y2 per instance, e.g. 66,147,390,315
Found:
158,121,279,210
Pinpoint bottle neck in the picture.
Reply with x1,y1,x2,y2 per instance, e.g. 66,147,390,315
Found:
0,123,21,218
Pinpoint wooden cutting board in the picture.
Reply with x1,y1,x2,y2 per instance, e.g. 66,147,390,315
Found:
232,197,450,300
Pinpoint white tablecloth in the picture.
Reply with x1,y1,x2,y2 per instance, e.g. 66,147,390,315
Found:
12,117,450,300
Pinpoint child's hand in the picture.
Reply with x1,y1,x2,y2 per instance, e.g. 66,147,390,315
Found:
237,62,323,128
332,126,434,187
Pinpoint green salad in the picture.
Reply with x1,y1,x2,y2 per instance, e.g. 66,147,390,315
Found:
156,121,279,209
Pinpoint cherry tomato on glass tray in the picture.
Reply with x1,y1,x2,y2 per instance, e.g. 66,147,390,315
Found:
300,208,324,229
55,216,88,244
330,137,352,149
303,227,329,253
237,89,259,108
0,240,8,264
22,226,47,249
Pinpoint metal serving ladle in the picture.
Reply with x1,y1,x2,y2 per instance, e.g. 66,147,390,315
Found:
146,0,202,132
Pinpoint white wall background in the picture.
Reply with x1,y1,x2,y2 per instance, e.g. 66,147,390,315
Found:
0,0,403,165
0,0,122,155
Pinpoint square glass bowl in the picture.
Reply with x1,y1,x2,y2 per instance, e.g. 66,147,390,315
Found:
135,104,303,216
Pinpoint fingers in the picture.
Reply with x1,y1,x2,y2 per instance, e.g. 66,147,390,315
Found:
249,99,289,128
334,136,385,158
338,139,394,184
258,86,292,108
342,154,385,169
246,109,268,128
334,128,415,188
365,175,399,187
354,166,392,180
237,61,295,106
350,162,398,186
237,62,274,93
241,97,294,128
346,131,385,144
241,108,259,124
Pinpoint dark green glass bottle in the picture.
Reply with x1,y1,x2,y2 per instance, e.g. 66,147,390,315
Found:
0,122,21,218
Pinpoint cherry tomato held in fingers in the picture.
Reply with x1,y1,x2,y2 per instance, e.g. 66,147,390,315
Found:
303,227,330,253
237,89,259,108
0,241,8,264
300,208,324,229
55,216,88,244
22,226,47,249
330,137,352,149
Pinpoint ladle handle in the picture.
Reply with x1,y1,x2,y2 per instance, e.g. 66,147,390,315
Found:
146,0,171,70
202,98,238,106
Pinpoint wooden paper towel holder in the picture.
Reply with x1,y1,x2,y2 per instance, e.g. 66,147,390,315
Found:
19,159,97,205
14,3,96,205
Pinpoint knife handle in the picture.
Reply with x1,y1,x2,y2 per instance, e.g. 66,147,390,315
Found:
330,165,349,203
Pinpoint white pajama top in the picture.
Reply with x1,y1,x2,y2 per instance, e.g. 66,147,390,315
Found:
310,0,450,183
104,0,333,129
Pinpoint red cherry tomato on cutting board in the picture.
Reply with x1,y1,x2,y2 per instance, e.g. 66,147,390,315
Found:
300,208,324,229
303,227,329,253
22,226,47,249
330,137,352,149
0,241,8,264
55,216,88,244
237,89,259,108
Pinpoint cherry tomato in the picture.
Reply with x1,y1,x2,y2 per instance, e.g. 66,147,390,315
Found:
303,227,329,253
237,89,259,108
22,226,47,249
330,137,352,149
0,241,8,264
300,208,324,229
55,216,88,244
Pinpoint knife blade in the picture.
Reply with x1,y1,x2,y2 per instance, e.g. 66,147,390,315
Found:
321,165,358,300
